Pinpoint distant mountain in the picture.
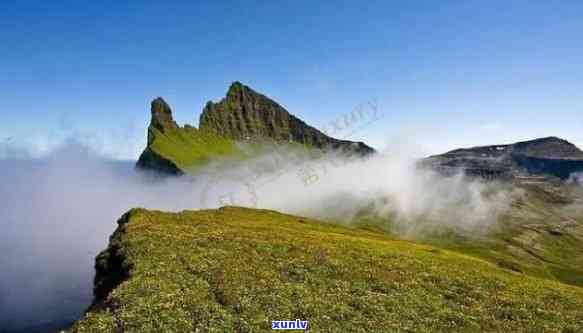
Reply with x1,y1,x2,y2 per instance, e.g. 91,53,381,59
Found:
137,82,375,174
426,136,583,180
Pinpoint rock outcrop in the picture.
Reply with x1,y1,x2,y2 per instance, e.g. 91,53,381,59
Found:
136,82,376,174
150,97,179,134
426,136,583,181
136,98,184,175
199,82,375,156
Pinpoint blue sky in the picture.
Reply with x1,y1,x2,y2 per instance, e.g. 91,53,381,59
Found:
1,0,582,159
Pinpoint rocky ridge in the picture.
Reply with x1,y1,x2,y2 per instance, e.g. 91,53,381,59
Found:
426,136,583,181
136,82,375,174
200,81,374,155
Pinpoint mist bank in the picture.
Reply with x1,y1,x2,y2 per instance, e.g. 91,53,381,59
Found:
0,144,209,332
0,141,517,331
199,142,518,235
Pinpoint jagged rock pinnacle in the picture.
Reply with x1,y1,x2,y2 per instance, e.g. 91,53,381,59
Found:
228,81,243,92
150,97,178,133
136,97,183,175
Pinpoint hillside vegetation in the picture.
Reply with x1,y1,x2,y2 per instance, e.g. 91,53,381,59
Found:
352,183,583,289
141,125,235,174
70,206,583,332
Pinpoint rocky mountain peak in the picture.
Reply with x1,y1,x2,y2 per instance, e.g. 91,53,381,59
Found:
150,97,178,133
199,82,375,156
226,81,245,99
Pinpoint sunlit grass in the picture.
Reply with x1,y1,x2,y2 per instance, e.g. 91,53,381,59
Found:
70,207,583,332
147,126,235,172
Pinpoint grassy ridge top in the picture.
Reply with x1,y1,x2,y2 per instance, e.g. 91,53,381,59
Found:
146,126,235,172
70,207,583,332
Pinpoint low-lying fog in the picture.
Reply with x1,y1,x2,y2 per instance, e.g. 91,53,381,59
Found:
0,141,515,332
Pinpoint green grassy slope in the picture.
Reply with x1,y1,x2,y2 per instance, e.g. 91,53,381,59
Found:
145,125,236,173
144,124,325,175
70,207,583,332
451,183,583,287
352,183,583,288
136,96,240,175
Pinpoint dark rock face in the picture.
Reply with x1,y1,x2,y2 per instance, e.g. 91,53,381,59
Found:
136,147,183,176
199,82,375,156
150,98,178,131
91,210,135,311
148,97,178,142
426,137,583,181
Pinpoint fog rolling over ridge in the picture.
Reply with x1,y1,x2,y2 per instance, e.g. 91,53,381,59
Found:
222,145,515,234
0,141,515,331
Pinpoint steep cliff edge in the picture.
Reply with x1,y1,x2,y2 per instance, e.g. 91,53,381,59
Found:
69,206,583,332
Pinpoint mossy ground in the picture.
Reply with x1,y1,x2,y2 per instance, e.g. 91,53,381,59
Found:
147,124,323,176
352,183,583,289
70,207,583,332
147,126,236,172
